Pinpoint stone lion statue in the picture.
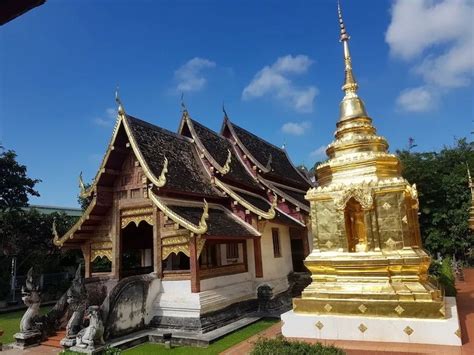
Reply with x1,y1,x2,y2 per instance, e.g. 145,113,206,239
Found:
75,306,104,349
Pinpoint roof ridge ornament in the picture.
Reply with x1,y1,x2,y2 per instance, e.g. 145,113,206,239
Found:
181,93,189,119
214,178,276,219
157,156,169,187
115,86,125,115
148,189,209,234
220,149,232,175
222,102,229,119
265,153,273,171
52,218,59,244
78,172,87,197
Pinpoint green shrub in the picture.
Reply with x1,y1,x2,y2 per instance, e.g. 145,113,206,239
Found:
438,258,457,297
251,336,345,355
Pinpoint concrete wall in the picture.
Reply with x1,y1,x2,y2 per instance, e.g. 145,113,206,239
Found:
260,222,293,282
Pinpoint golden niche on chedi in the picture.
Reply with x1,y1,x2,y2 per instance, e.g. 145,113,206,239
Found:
295,4,444,319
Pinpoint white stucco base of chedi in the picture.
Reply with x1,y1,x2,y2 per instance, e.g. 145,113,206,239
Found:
281,297,462,346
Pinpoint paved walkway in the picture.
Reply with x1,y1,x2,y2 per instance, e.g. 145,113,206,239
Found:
222,268,474,355
2,269,473,354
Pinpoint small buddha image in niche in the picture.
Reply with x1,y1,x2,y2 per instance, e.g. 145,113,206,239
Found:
344,198,368,252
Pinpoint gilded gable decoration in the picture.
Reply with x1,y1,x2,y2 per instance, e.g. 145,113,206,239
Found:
220,149,232,175
156,156,168,187
214,178,276,219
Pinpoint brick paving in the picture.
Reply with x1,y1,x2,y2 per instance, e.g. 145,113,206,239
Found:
221,268,474,355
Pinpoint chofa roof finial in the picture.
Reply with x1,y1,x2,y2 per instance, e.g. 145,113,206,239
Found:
115,86,125,115
222,102,229,120
181,92,188,116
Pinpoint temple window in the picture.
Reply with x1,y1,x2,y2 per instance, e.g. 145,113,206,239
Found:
163,252,190,271
226,243,239,259
200,243,220,269
91,256,111,274
272,228,281,257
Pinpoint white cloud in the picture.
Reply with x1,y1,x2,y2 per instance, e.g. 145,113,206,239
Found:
310,145,327,159
242,55,318,113
175,57,216,92
94,108,116,127
386,0,474,112
396,86,436,112
281,121,311,135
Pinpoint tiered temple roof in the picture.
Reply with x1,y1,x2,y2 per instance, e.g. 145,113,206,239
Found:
54,104,311,248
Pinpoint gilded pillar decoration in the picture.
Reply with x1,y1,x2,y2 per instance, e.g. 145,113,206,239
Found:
120,207,154,229
90,242,112,262
295,2,444,319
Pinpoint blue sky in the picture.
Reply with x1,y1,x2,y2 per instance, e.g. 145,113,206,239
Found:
1,0,473,207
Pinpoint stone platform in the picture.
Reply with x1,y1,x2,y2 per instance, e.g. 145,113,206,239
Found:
281,297,461,346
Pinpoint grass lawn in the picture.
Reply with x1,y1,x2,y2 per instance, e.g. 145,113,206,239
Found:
123,318,278,355
0,306,51,345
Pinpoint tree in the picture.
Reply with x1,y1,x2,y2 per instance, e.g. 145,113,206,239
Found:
0,146,40,211
0,146,80,300
397,138,474,264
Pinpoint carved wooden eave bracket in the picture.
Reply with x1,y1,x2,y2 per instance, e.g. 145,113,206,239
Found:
53,197,98,247
214,178,276,219
148,189,209,235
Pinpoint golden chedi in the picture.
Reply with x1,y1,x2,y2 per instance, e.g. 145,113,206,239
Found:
294,4,445,319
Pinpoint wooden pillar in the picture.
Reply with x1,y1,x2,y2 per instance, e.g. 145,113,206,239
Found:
253,237,263,278
189,234,200,293
153,207,162,277
81,244,91,278
111,202,121,278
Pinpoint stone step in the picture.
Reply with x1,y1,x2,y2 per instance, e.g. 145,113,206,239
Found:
41,340,63,348
41,331,67,349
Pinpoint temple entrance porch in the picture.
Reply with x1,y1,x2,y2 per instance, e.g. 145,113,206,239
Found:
120,221,154,277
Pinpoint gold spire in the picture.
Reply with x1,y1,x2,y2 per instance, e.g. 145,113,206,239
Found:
337,1,368,121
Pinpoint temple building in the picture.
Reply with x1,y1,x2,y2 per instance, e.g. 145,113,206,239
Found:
52,97,312,333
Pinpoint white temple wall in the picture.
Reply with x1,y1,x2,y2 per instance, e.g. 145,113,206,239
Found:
260,222,293,280
246,238,256,279
151,280,201,318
